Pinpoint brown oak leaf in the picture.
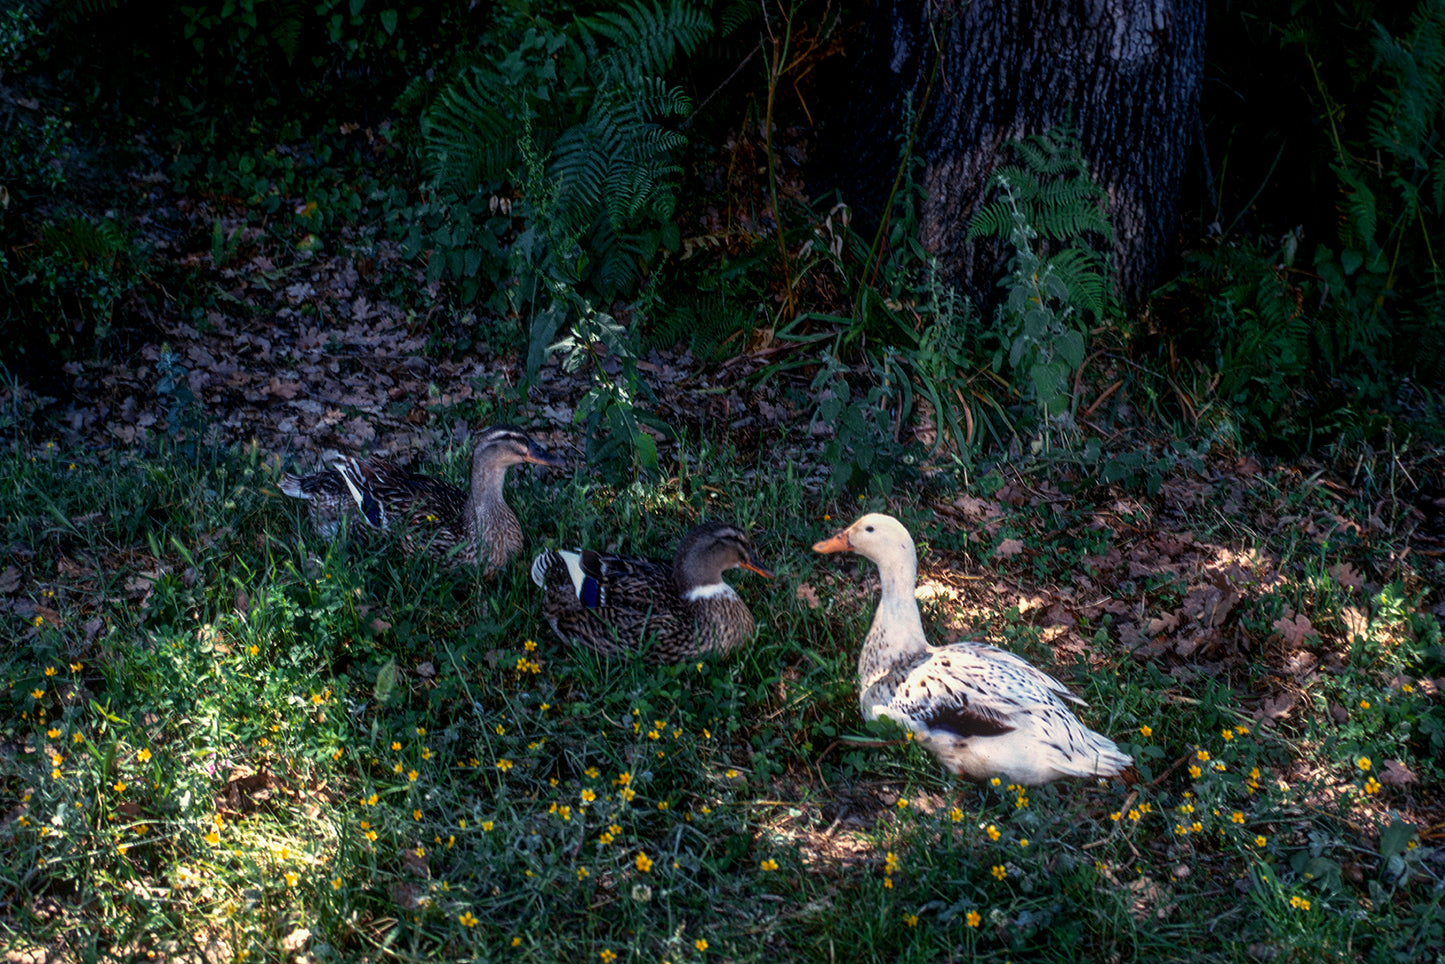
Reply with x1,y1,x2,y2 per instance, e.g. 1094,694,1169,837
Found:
1145,612,1181,636
1273,611,1316,647
1258,693,1296,721
1329,562,1364,590
1380,760,1418,786
993,538,1025,559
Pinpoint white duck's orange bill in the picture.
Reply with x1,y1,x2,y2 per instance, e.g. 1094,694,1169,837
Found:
812,531,852,554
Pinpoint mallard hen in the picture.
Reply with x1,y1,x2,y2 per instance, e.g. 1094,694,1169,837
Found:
813,513,1131,785
530,522,774,663
280,425,565,573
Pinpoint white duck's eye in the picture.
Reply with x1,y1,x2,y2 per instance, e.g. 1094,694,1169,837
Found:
865,525,874,532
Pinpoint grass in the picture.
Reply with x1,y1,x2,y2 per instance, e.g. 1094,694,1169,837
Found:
1,431,1442,963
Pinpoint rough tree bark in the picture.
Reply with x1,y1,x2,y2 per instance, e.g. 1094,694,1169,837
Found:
817,0,1204,304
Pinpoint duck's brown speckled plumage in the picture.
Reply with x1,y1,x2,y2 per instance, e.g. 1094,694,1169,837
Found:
531,523,773,663
280,425,564,574
814,513,1132,786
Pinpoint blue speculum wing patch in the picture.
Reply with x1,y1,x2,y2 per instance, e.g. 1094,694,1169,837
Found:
360,492,383,528
580,577,602,609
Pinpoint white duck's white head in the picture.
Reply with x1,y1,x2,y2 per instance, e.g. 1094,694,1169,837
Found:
812,513,916,568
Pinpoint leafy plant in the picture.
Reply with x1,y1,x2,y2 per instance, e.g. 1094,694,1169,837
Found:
550,300,665,478
2,215,139,372
1309,2,1445,393
1172,235,1310,439
420,0,711,304
969,127,1114,421
1173,1,1445,451
771,127,1112,491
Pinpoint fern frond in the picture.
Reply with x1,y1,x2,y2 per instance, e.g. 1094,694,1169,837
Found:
1046,247,1109,319
1033,180,1111,240
1335,165,1379,251
39,217,126,264
1369,10,1445,165
424,67,524,193
549,124,613,220
588,218,652,297
965,199,1018,242
578,0,713,86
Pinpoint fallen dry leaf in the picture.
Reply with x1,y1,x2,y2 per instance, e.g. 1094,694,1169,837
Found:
1329,562,1364,590
1380,760,1418,786
1340,606,1369,643
267,376,301,399
0,565,21,594
1042,604,1076,629
951,495,1002,523
1015,594,1046,614
1273,611,1316,647
1145,612,1181,636
993,538,1025,559
281,928,311,953
1258,693,1296,722
794,583,820,609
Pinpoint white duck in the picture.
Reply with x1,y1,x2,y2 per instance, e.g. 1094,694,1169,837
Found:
813,513,1132,786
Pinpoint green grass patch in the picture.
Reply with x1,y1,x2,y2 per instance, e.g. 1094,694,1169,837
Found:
1,438,1441,962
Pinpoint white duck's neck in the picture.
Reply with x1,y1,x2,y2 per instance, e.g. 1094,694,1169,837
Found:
861,543,929,667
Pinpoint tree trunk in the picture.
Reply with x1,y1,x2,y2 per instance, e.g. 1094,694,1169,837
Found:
817,0,1204,304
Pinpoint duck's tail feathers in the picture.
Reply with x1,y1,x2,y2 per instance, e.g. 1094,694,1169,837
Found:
278,473,309,499
1070,735,1133,780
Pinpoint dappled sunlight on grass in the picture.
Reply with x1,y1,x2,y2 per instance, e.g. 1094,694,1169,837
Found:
0,439,1441,962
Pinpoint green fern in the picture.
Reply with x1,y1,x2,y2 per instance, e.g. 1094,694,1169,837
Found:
421,0,710,301
414,1,713,476
1311,1,1445,392
39,216,126,265
423,68,523,195
578,0,712,86
648,288,753,361
970,128,1116,422
967,128,1112,247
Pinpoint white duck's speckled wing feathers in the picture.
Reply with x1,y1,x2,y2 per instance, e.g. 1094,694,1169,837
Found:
870,641,1081,732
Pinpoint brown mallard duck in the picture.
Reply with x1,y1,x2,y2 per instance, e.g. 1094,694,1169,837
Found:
280,425,565,574
813,513,1132,785
530,522,773,663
